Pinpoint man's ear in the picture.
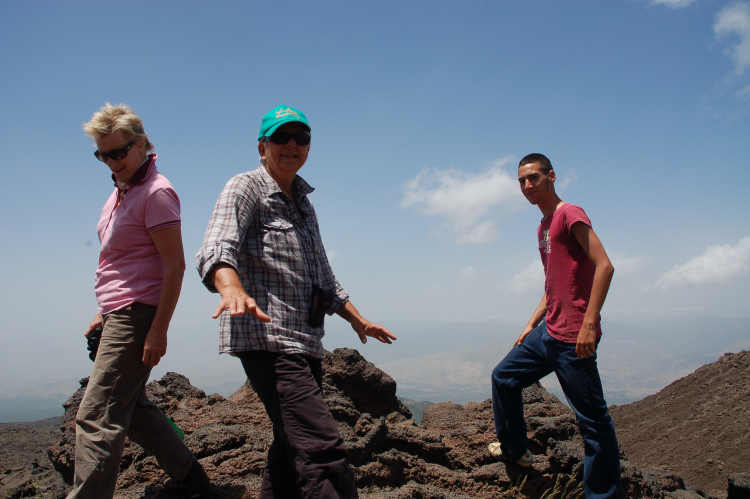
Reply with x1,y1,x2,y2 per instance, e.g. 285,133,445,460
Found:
257,141,265,161
549,170,556,183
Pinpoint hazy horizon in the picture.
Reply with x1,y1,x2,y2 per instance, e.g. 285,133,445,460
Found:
2,314,747,422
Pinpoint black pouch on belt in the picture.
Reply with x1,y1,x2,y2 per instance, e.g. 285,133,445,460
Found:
307,285,333,328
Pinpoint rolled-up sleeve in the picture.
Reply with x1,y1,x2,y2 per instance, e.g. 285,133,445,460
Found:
321,255,349,315
310,218,349,314
196,174,259,293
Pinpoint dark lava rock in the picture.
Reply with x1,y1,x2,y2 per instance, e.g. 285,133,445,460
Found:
8,347,728,498
728,472,750,499
323,348,411,420
611,350,750,498
0,417,67,499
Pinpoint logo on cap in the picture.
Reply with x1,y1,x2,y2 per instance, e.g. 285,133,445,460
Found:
276,108,300,119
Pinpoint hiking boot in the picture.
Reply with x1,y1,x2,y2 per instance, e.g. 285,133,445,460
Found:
163,460,210,494
488,442,533,468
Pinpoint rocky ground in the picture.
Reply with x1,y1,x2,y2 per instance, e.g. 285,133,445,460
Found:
0,417,65,498
610,350,750,499
2,348,749,498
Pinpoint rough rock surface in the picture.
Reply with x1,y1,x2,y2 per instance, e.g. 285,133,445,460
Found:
0,418,67,499
4,348,734,498
727,472,750,499
611,350,750,499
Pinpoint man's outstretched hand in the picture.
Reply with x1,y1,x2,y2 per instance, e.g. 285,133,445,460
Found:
213,287,271,322
354,319,397,345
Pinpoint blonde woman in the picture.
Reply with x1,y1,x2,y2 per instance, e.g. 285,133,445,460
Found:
70,104,208,498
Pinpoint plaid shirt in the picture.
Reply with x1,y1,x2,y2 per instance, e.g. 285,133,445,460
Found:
196,166,349,358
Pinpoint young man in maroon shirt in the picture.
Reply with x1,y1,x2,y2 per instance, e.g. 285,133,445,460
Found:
489,154,624,499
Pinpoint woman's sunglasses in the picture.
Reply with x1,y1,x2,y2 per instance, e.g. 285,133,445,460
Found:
94,141,134,162
262,132,311,146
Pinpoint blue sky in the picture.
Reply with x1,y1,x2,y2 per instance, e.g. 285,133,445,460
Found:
1,0,749,405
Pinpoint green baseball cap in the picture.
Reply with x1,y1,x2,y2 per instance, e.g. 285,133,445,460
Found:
258,105,311,141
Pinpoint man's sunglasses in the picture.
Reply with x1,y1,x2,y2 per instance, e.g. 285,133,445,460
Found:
94,141,134,162
262,132,311,146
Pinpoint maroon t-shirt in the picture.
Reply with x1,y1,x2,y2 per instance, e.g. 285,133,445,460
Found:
538,203,602,343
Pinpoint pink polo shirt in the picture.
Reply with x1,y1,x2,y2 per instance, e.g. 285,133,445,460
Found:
95,154,181,314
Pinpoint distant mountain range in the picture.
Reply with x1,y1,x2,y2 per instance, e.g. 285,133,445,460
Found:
376,315,750,406
1,315,748,422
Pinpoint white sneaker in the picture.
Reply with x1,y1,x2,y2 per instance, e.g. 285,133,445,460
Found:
488,442,533,468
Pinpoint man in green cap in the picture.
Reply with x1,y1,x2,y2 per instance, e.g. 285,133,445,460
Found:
197,105,396,498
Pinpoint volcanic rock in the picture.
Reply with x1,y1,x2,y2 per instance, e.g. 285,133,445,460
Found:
4,347,732,498
0,417,67,499
727,472,750,499
611,350,750,498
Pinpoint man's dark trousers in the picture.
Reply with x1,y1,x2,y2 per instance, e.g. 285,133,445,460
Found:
239,351,358,499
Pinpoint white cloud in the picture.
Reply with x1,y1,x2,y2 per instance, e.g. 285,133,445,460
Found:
556,169,577,193
735,83,750,99
715,2,750,76
400,157,525,244
651,0,699,8
609,252,650,274
498,260,545,294
327,250,339,259
458,266,476,280
654,236,750,291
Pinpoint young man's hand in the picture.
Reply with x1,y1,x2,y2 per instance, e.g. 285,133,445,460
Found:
515,325,535,346
575,324,597,359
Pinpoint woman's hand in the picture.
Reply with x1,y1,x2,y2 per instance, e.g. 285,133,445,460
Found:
142,329,168,367
85,314,103,338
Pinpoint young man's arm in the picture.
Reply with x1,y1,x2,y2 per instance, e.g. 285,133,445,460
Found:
516,293,547,346
571,222,614,359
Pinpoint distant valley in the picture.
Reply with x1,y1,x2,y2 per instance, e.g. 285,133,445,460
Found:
360,315,750,406
2,315,748,422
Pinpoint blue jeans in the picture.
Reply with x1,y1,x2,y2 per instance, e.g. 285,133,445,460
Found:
491,321,623,499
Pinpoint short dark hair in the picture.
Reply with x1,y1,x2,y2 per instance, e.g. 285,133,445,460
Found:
519,153,553,174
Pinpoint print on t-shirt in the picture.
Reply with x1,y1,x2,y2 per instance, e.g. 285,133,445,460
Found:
539,229,551,254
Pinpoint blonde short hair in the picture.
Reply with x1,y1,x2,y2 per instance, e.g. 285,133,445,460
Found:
83,103,154,152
